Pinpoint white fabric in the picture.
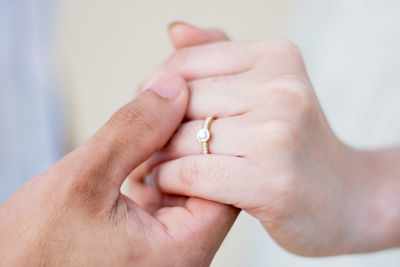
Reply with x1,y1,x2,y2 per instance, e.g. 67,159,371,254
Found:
297,0,400,149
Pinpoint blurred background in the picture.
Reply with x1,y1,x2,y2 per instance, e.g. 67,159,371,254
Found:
2,0,400,266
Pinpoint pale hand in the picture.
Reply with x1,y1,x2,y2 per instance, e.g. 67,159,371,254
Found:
135,23,400,256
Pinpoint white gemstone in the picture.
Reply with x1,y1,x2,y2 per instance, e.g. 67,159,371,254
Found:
196,128,210,142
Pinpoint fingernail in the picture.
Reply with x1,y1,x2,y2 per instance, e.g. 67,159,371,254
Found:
150,73,186,99
168,21,185,31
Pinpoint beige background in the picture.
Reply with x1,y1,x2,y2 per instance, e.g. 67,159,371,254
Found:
55,1,400,266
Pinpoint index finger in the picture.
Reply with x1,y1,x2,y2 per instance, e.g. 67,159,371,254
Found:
140,39,306,91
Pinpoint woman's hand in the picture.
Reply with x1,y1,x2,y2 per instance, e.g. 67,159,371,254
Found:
0,74,237,266
137,25,400,257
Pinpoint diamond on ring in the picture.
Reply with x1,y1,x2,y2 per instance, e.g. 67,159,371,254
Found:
196,128,210,142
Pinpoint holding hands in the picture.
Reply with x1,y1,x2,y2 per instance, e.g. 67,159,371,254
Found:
133,23,400,257
1,22,400,266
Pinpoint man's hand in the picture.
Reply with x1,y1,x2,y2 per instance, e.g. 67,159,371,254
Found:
0,74,237,266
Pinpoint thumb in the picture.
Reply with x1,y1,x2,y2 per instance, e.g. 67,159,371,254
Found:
58,73,188,203
168,22,230,49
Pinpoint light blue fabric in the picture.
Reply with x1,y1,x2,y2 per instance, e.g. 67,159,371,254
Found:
0,0,64,203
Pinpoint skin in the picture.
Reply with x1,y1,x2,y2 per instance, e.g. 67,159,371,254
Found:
2,22,400,265
134,23,400,257
0,73,237,266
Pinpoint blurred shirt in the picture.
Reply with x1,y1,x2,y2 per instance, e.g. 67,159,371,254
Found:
0,0,64,203
296,0,400,149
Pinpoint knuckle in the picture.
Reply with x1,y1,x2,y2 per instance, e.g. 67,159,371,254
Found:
65,175,99,200
46,154,112,214
271,170,296,203
295,91,314,119
267,76,315,119
177,159,231,194
285,87,313,117
110,101,155,137
178,160,201,187
294,88,314,117
257,39,305,67
271,39,301,54
262,120,300,150
166,47,192,70
269,39,302,60
57,162,102,197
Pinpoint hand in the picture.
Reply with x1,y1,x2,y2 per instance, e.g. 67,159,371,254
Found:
126,23,236,215
0,74,237,266
139,25,400,256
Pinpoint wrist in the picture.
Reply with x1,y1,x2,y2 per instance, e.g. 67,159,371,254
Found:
337,145,400,253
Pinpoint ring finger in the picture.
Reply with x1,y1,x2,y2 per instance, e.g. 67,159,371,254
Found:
129,115,251,182
163,115,249,158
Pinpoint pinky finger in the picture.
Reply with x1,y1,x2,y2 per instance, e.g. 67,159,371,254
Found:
153,154,251,207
